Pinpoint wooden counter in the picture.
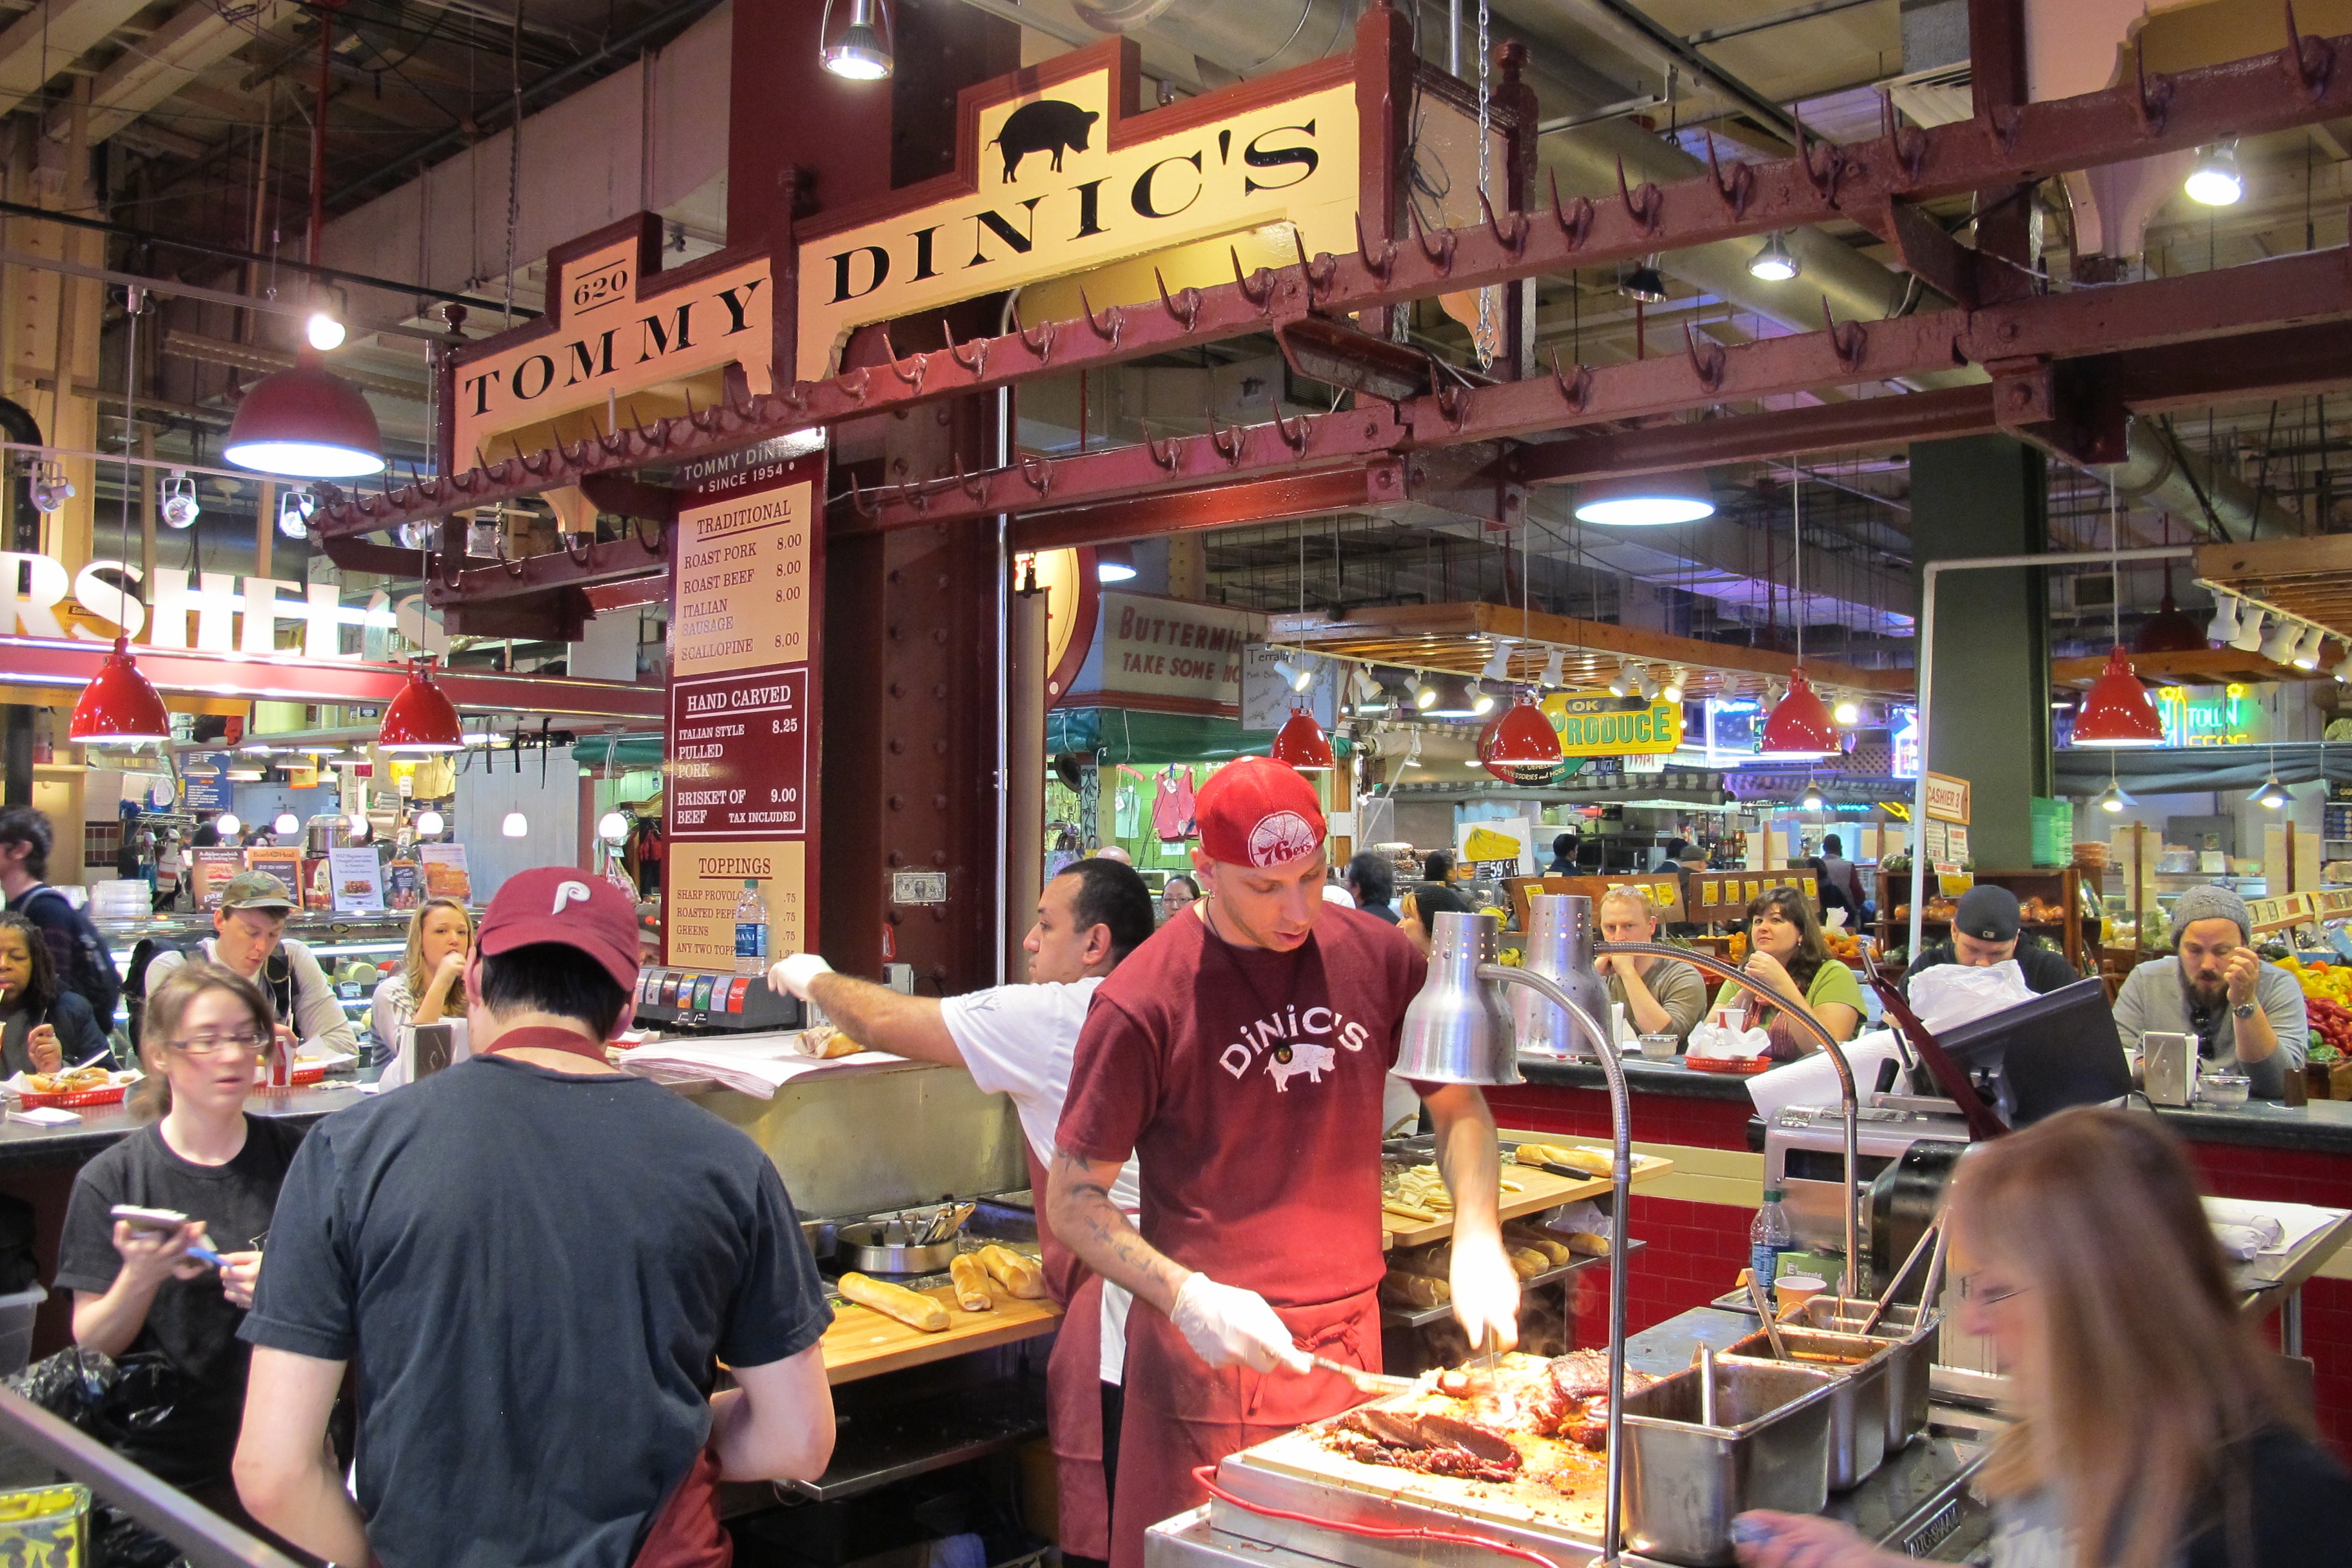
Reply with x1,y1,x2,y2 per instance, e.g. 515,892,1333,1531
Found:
1382,1153,1675,1249
821,1277,1063,1384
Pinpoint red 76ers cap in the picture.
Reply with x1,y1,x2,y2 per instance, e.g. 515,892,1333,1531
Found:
476,867,641,994
1196,756,1328,868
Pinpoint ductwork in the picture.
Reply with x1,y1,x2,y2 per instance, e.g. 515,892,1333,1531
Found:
1052,0,2297,542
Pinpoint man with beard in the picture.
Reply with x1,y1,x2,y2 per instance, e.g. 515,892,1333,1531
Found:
2112,885,2306,1098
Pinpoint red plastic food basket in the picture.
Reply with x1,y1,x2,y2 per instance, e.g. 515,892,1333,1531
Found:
14,1080,131,1109
1684,1055,1774,1077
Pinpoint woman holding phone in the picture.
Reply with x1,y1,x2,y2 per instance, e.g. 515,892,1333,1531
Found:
1736,1107,2351,1568
0,911,108,1075
53,962,307,1505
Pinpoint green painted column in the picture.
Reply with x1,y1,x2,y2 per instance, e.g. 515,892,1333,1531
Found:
1909,435,2052,870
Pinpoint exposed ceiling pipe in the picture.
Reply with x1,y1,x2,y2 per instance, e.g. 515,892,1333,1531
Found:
1054,0,2296,544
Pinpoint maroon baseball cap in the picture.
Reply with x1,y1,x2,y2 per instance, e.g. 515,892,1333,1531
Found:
1197,756,1327,868
476,867,640,994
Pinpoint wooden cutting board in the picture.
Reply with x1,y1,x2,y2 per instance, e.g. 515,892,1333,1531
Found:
821,1279,1063,1384
1239,1418,1608,1540
1381,1154,1674,1250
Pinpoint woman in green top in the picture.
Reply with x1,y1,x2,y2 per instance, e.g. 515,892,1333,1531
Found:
1712,886,1863,1059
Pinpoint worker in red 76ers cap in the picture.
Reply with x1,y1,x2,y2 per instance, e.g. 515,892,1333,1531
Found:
232,863,838,1568
1050,757,1519,1568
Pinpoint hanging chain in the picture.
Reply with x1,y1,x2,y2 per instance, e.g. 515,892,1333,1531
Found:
1474,0,1494,369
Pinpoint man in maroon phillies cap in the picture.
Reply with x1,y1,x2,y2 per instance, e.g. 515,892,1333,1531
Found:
234,866,837,1568
1049,758,1518,1568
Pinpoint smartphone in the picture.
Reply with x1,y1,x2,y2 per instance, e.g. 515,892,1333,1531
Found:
108,1205,223,1265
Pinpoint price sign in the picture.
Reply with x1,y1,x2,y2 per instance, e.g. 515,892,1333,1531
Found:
665,444,825,968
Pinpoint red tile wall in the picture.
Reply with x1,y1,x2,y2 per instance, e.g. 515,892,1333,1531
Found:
1491,1083,2352,1447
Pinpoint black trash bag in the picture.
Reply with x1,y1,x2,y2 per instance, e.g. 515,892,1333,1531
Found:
7,1349,195,1568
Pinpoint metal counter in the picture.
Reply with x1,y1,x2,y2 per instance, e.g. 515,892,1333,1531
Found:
1144,1306,1996,1568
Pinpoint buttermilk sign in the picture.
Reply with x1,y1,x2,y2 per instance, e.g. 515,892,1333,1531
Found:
794,38,1361,381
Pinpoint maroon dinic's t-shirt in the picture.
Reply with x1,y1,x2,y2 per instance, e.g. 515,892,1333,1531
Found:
1055,905,1429,1306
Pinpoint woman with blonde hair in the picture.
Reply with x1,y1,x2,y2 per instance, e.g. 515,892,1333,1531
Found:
1738,1106,2351,1568
1710,885,1861,1057
369,896,472,1081
53,961,305,1506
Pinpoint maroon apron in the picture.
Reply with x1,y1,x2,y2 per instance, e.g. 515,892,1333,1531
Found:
1108,1285,1382,1568
1024,1146,1112,1562
630,1445,729,1568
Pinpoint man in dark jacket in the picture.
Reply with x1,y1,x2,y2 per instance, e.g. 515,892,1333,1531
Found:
1905,885,2078,995
1345,852,1398,923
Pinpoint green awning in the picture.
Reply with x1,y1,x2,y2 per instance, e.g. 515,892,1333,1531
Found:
1048,707,1353,765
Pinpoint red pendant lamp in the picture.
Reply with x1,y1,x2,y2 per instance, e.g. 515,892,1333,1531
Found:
1480,693,1564,782
1758,667,1838,758
377,657,465,752
2070,647,2166,747
1271,705,1334,772
70,636,172,746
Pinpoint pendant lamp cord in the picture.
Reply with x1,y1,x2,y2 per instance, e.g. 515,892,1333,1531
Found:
121,287,141,598
2108,465,2122,648
1792,468,1803,665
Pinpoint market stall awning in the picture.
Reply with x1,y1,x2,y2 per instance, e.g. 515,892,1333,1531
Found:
1048,707,1352,766
1267,603,1911,699
2052,742,2352,795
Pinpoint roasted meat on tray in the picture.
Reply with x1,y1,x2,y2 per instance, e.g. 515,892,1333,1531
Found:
1320,1350,1662,1481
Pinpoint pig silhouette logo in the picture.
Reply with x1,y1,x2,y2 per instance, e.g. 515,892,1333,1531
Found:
988,100,1101,182
1265,1039,1337,1092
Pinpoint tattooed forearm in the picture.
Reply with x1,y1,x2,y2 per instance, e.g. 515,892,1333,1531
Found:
1046,1147,1190,1314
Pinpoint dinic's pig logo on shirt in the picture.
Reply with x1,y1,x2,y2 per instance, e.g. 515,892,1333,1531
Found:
1220,1005,1371,1088
1246,810,1321,868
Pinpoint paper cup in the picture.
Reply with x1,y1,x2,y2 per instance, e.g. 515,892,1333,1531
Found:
1774,1272,1828,1317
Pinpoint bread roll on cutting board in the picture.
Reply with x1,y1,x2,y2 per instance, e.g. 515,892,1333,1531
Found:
948,1253,995,1312
839,1271,949,1332
977,1244,1046,1299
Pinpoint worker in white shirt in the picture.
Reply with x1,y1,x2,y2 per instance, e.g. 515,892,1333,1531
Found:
767,858,1155,1568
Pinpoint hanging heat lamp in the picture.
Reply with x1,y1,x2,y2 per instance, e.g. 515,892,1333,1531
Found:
2070,647,2166,747
1758,667,1838,758
2133,569,2206,654
70,636,173,747
1271,706,1335,772
1479,693,1563,783
377,657,464,752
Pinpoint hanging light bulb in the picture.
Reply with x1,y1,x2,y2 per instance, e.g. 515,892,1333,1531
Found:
70,636,173,746
1480,642,1514,682
160,471,201,529
2335,652,2352,683
1348,665,1382,713
1540,647,1566,689
1426,678,1480,718
277,487,313,540
2184,141,2243,206
1632,664,1658,701
598,810,631,843
2070,647,2167,747
1407,672,1438,710
1747,231,1801,282
347,810,369,837
502,810,529,838
1271,707,1335,772
305,309,346,352
819,0,894,79
1471,685,1499,717
2206,594,2242,646
1575,469,1716,526
272,812,299,837
415,810,446,837
2262,616,2304,663
2255,776,2290,809
2095,779,2137,814
2293,623,2328,670
1758,668,1838,758
214,812,242,837
29,460,72,514
1799,779,1825,810
1832,698,1862,726
2231,608,2269,654
1093,542,1137,583
1659,667,1685,704
1607,663,1632,698
1620,258,1667,302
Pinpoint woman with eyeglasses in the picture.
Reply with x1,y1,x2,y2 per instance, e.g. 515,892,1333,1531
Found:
52,962,309,1507
1736,1106,2352,1568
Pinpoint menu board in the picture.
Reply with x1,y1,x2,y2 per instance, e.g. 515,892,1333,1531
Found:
328,847,385,914
663,440,823,967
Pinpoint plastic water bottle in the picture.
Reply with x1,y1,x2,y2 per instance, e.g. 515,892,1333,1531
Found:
1749,1186,1794,1302
732,879,769,976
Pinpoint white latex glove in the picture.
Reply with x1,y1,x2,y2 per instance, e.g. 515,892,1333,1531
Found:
767,953,832,999
1170,1273,1311,1373
1450,1234,1522,1355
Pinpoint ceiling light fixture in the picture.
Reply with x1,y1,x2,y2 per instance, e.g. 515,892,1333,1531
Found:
2185,141,2243,206
2262,616,2304,663
222,355,387,478
2070,647,2167,746
2206,593,2242,646
2293,623,2328,671
1832,698,1862,726
376,657,465,752
1426,678,1480,718
214,812,241,836
1620,259,1667,302
2335,652,2352,684
1659,667,1685,704
1747,231,1800,282
1799,779,1825,811
598,810,631,843
2255,774,2290,809
415,810,446,837
1478,692,1565,782
2231,607,2269,654
1480,642,1513,682
278,487,313,540
1607,663,1631,698
1632,664,1658,701
819,0,894,79
1271,706,1335,772
70,636,173,746
272,812,300,837
1408,671,1438,710
161,471,200,529
1093,542,1137,583
2095,779,2137,814
1540,647,1566,689
1574,469,1716,526
305,309,346,353
502,810,530,838
1759,668,1839,758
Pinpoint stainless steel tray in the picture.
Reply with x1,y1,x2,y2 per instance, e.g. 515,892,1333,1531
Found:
1718,1326,1894,1493
1619,1358,1842,1567
1794,1300,1945,1452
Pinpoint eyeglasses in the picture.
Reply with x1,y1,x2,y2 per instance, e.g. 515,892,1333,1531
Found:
1968,1276,2034,1308
168,1031,266,1058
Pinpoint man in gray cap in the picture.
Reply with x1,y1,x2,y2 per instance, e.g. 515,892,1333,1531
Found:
1905,885,2079,995
2111,885,2306,1097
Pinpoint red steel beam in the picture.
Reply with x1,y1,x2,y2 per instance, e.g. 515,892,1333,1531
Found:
1007,462,1402,551
423,533,674,607
1510,386,2000,485
313,20,2352,544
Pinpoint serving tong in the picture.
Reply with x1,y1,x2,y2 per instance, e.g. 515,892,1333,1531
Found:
876,1200,976,1246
